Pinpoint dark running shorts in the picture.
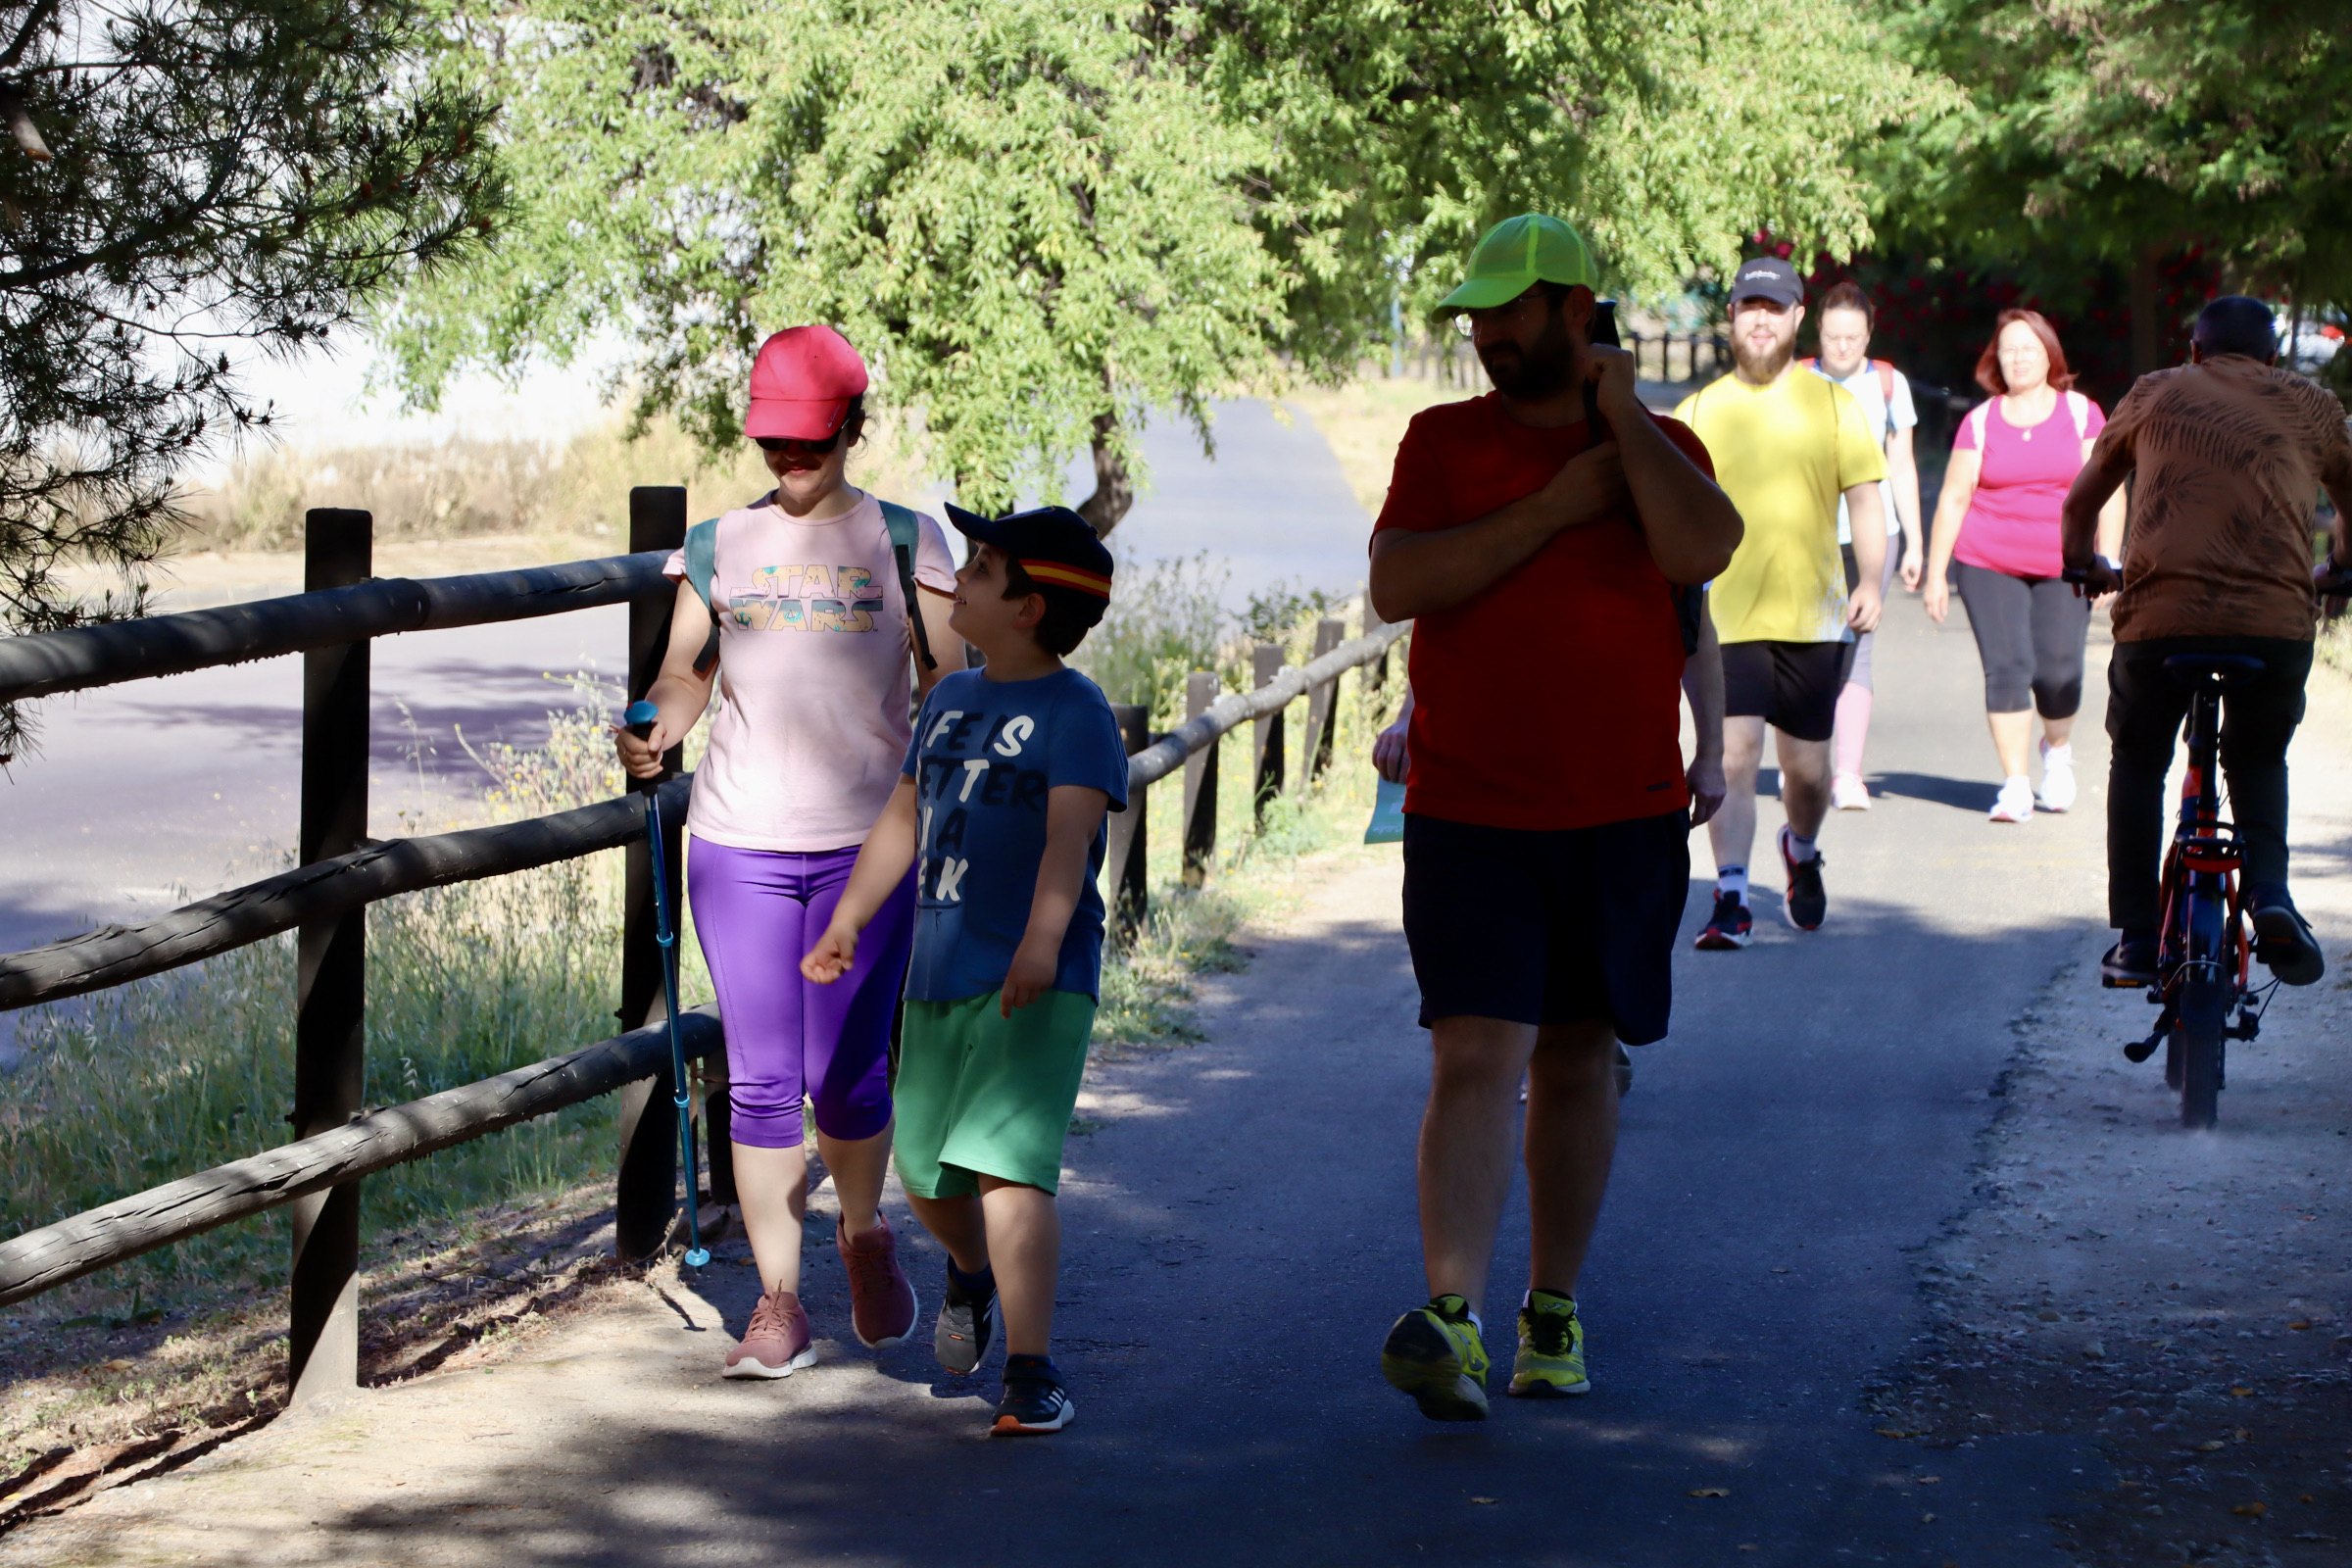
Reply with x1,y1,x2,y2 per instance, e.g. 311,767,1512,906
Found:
1721,639,1855,743
1400,809,1690,1047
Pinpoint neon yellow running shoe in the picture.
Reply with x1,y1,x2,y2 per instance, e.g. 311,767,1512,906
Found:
1381,1294,1490,1421
1509,1289,1591,1396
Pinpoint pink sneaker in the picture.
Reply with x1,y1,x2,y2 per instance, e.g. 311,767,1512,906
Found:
839,1214,919,1348
724,1288,816,1379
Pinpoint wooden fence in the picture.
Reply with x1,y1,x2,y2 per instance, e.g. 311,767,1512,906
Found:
1623,332,1732,386
0,492,1405,1406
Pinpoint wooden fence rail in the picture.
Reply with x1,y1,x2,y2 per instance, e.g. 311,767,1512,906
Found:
0,1008,722,1308
0,551,670,705
0,776,692,1013
1101,622,1408,925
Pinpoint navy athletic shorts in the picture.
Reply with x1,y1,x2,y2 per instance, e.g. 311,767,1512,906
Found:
1399,808,1690,1046
1720,639,1855,743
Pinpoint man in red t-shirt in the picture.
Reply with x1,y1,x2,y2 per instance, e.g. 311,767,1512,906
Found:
1366,214,1742,1422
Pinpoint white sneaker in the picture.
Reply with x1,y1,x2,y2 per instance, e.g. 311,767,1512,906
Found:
1831,773,1873,811
1988,776,2035,823
2037,742,2076,813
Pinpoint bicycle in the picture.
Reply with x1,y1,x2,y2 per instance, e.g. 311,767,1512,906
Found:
2068,558,2352,1129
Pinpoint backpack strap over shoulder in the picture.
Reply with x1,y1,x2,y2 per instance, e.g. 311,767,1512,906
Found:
2064,389,2091,441
682,517,720,609
1873,359,1895,409
681,516,724,676
1969,401,1990,451
876,499,938,671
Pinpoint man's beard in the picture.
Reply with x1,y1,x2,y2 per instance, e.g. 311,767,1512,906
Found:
1478,313,1578,400
1732,332,1794,381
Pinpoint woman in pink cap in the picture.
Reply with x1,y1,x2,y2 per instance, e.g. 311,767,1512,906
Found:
617,324,963,1378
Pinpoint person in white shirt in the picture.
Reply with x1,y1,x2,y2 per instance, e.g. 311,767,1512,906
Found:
1805,280,1925,810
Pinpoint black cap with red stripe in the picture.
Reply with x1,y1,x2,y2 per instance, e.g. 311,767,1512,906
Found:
945,504,1113,601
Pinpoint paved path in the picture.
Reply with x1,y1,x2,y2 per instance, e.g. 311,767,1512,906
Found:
8,598,2161,1565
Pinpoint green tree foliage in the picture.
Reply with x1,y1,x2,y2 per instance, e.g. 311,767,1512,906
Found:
1884,1,2352,323
392,0,1928,526
0,0,507,758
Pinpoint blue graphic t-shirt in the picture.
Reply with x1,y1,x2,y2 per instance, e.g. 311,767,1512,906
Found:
901,667,1132,1003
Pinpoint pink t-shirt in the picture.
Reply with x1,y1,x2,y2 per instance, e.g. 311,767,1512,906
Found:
1951,392,2107,578
663,491,958,853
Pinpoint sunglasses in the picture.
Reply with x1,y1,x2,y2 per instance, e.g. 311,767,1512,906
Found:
755,431,842,456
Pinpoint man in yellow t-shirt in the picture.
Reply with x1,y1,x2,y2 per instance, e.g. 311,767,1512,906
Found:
1674,258,1887,945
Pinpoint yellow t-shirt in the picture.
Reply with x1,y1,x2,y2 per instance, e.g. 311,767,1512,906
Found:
1675,369,1888,644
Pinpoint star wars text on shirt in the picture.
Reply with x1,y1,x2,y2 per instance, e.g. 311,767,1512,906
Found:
724,564,884,632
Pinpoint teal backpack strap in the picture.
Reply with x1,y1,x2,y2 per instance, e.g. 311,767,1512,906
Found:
681,517,720,609
681,517,723,675
877,499,938,671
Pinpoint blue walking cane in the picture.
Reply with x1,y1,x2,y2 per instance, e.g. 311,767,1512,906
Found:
625,699,710,1268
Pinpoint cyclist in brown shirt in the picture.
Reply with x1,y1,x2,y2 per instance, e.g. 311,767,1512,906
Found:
2062,295,2352,988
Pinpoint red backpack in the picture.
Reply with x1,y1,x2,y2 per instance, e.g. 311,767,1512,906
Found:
1800,356,1898,435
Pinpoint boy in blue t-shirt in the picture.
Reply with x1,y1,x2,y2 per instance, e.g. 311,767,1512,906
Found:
803,503,1126,1436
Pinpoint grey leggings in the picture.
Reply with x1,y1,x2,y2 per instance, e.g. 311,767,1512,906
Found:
1839,541,1900,692
1952,560,2089,717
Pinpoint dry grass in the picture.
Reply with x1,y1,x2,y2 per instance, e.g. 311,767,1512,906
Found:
180,413,933,554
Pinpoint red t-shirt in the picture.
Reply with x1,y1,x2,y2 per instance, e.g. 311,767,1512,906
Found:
1374,394,1712,831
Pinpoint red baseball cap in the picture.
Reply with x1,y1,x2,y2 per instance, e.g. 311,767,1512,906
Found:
745,324,869,441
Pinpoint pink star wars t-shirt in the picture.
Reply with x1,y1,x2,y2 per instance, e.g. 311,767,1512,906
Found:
663,491,958,853
1951,393,2107,579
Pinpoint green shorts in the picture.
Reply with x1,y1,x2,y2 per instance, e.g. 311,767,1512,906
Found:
892,990,1097,1199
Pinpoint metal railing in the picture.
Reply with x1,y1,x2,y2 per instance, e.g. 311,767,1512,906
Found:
0,497,1409,1406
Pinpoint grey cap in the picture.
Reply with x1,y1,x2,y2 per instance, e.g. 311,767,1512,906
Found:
1730,257,1803,309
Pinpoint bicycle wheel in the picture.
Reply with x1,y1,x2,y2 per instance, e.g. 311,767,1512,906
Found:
2177,970,2229,1129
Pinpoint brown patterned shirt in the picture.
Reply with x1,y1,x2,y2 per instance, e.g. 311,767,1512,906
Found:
2098,357,2352,642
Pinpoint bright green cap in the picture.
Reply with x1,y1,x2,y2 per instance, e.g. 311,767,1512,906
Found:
1438,214,1599,311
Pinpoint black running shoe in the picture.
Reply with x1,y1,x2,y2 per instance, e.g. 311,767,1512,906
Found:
2248,890,2325,987
992,1356,1074,1435
1693,891,1752,951
2100,930,2158,988
1780,829,1827,931
934,1261,998,1376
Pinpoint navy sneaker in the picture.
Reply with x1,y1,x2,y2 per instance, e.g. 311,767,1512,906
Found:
2247,887,2325,987
934,1259,998,1376
1694,891,1752,951
2100,929,2158,988
993,1355,1075,1435
1780,829,1827,931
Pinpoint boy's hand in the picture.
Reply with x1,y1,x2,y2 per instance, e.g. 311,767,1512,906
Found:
801,922,859,985
1000,937,1057,1017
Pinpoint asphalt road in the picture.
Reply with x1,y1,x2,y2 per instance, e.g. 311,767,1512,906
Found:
9,595,2132,1567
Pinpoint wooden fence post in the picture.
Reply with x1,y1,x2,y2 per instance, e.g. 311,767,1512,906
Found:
1104,704,1150,935
1181,671,1217,886
1298,618,1345,789
614,487,687,1261
1251,643,1285,820
1364,598,1391,692
287,508,371,1404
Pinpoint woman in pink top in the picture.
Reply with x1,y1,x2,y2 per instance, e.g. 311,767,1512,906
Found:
617,325,964,1379
1923,310,2125,823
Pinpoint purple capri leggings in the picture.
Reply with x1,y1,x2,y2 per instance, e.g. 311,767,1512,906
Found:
687,837,916,1149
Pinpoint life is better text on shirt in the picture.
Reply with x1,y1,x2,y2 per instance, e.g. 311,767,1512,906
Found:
900,668,1131,1004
